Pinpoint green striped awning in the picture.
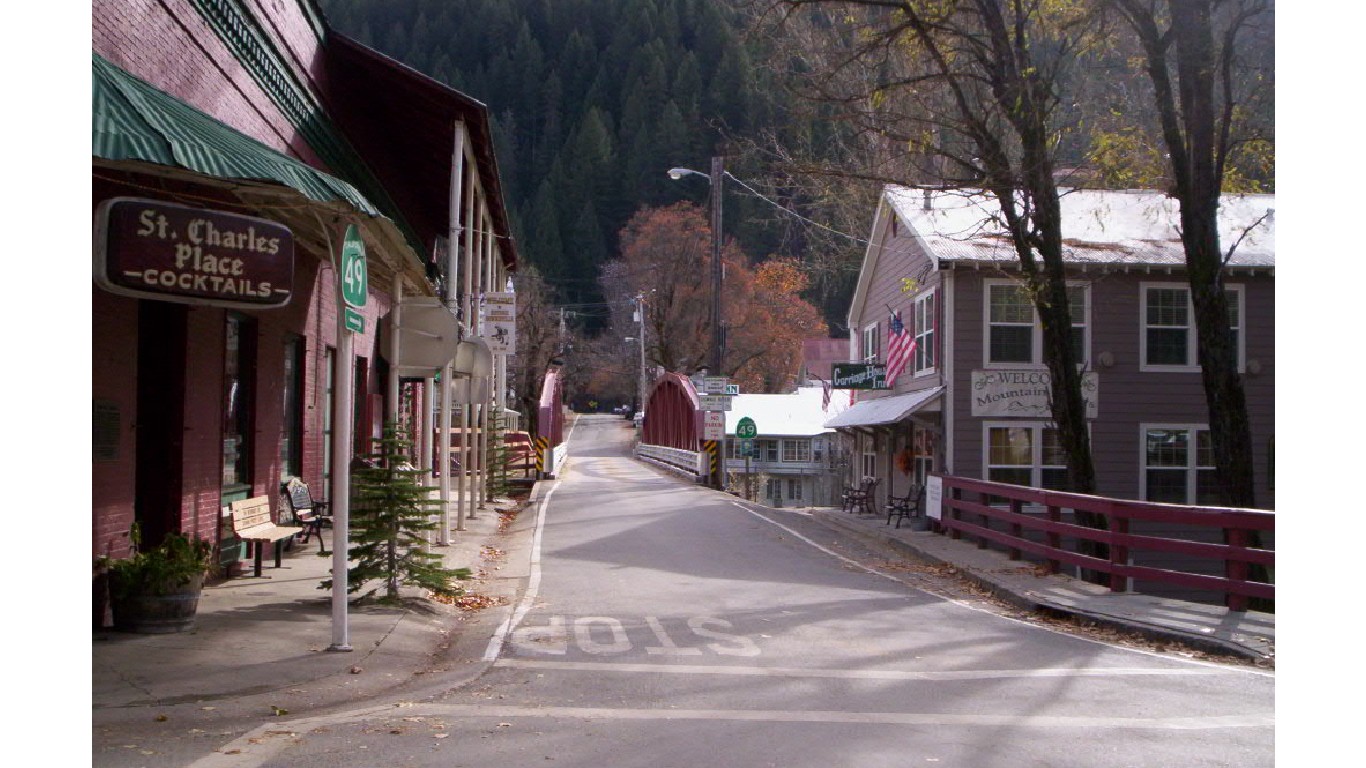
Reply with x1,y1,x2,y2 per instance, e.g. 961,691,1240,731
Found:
92,52,380,216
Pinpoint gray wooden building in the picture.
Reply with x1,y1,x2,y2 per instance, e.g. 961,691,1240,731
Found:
831,187,1275,515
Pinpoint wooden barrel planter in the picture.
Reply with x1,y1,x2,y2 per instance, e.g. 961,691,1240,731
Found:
109,573,205,634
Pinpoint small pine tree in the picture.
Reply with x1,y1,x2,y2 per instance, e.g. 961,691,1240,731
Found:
485,407,513,501
322,422,470,601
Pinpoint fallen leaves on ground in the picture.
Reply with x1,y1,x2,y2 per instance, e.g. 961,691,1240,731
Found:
450,594,509,612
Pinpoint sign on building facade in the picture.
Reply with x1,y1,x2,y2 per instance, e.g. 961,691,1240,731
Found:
480,291,517,354
970,370,1099,418
831,363,888,390
94,198,294,308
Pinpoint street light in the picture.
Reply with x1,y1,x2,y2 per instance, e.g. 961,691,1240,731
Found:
667,157,724,374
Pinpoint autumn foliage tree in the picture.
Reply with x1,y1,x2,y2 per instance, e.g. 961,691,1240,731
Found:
601,203,827,394
727,258,828,392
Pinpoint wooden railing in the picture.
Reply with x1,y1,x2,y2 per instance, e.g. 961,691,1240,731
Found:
933,474,1274,611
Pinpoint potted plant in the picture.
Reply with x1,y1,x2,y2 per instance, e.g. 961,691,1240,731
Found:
106,530,215,634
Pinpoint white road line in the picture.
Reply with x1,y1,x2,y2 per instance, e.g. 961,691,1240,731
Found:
368,704,1275,730
482,418,579,662
495,658,1226,681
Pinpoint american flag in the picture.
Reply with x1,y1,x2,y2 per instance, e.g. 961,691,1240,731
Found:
885,310,916,387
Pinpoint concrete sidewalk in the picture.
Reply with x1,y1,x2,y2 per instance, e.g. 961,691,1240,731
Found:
92,492,531,716
806,506,1275,664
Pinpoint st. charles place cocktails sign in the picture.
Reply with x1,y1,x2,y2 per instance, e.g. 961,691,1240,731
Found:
94,198,294,308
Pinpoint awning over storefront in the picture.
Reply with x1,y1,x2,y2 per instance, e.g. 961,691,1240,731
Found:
93,53,380,216
823,387,944,429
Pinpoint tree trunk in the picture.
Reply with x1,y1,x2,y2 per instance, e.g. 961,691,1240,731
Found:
1170,0,1258,509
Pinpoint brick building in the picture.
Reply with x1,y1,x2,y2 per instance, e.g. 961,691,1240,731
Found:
92,0,517,578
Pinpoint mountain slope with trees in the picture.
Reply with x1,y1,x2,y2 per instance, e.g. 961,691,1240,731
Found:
321,0,821,324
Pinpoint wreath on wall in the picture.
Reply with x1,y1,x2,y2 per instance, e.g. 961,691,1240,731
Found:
895,448,915,476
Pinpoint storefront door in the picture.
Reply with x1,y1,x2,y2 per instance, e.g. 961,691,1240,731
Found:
133,301,187,550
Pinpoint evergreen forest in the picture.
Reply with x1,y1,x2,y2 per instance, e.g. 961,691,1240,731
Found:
320,0,832,329
319,0,1274,341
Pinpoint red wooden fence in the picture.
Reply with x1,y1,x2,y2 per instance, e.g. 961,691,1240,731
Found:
933,474,1274,611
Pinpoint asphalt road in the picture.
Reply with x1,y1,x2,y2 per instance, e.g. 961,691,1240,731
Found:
236,414,1275,768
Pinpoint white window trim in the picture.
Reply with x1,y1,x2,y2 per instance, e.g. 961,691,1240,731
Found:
862,322,881,363
1139,423,1213,504
1139,282,1244,373
912,288,937,376
781,438,811,463
981,421,1074,489
983,279,1090,368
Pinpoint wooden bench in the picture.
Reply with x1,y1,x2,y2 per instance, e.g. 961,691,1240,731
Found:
280,477,331,554
230,496,303,577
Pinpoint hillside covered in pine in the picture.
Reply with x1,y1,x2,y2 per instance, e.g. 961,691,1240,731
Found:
321,0,832,327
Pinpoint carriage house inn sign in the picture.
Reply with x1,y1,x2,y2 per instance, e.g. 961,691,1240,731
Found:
971,369,1099,419
95,198,294,308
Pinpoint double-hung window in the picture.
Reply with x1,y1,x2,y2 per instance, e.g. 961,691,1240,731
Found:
985,423,1070,491
760,439,780,463
985,281,1089,366
1141,283,1243,371
862,322,881,362
1142,425,1221,504
912,290,936,373
781,439,811,463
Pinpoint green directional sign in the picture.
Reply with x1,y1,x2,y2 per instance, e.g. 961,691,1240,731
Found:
736,416,757,440
340,224,368,309
343,307,365,334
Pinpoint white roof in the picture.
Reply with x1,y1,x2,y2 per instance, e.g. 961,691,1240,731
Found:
823,387,944,429
883,187,1275,268
724,386,848,437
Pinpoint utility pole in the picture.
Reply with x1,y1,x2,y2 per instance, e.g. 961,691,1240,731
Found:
709,156,724,374
634,293,647,413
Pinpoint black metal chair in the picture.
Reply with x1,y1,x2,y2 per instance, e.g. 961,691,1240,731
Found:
280,477,331,553
841,484,863,514
844,477,879,515
886,484,924,529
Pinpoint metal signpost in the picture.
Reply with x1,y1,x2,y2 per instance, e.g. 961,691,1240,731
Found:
698,395,732,411
737,417,757,501
703,411,725,441
329,223,367,653
699,380,731,490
